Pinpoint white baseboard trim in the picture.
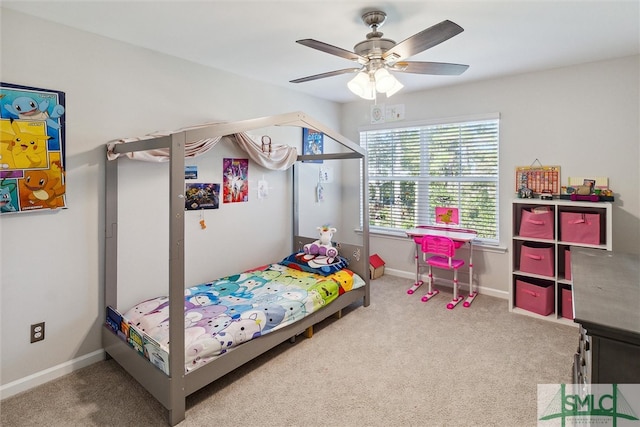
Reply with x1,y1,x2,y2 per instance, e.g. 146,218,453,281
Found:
0,349,105,400
384,268,509,300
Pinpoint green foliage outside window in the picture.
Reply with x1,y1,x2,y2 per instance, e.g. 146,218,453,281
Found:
362,116,499,243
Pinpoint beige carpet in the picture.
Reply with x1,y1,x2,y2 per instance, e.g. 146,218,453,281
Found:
1,275,577,426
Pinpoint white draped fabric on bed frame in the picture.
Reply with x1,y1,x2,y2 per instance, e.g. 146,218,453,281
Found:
103,111,370,426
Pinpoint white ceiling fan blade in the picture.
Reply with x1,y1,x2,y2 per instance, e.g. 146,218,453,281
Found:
296,39,368,64
383,20,464,63
392,61,469,75
290,68,362,83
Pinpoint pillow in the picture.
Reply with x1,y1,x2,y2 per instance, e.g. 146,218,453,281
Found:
280,252,349,276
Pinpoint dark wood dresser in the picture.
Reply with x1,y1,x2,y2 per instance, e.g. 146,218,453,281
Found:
571,247,640,384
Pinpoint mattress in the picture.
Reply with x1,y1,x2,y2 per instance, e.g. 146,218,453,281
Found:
107,254,365,374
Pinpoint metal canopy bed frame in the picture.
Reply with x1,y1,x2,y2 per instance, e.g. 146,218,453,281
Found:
103,111,370,425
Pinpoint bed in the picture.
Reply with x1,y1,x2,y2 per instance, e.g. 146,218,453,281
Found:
103,111,370,426
107,252,366,375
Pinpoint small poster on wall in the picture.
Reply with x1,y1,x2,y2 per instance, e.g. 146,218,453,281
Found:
0,82,66,214
257,179,269,200
223,158,248,203
185,183,220,210
184,165,198,180
302,128,323,163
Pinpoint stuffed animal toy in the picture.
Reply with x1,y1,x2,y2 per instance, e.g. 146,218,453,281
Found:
304,225,338,258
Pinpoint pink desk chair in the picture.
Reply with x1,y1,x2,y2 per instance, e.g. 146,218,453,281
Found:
406,207,462,296
421,234,466,309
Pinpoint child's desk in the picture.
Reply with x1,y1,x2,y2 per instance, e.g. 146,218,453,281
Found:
406,225,478,307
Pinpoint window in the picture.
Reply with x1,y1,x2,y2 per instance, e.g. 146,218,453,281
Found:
360,114,500,244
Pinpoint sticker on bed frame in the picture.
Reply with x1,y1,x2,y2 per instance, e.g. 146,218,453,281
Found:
0,82,66,214
222,158,248,203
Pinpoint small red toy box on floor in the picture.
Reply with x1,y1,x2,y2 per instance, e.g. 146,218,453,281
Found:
369,254,385,279
515,279,554,316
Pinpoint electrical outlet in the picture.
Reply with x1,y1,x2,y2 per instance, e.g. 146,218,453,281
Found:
30,322,45,343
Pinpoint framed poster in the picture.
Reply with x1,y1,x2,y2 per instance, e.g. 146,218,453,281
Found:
185,183,220,210
302,128,323,163
0,82,66,214
223,158,248,203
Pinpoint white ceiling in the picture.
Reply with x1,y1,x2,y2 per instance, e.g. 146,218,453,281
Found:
3,1,639,103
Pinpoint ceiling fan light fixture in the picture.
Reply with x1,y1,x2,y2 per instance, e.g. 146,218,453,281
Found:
347,72,373,98
373,68,396,93
363,82,376,100
384,78,404,98
361,77,377,100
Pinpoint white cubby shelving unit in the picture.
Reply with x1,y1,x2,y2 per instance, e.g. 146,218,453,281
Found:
509,199,613,325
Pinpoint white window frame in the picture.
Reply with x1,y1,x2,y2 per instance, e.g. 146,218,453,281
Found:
360,113,500,245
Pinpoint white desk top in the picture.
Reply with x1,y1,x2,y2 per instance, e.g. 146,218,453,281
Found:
406,225,477,242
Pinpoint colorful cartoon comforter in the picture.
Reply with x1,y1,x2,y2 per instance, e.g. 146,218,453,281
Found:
117,260,365,373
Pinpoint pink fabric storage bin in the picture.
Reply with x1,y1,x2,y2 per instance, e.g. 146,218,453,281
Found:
515,279,554,316
519,208,554,239
561,288,574,320
560,212,601,245
519,242,554,277
565,248,572,280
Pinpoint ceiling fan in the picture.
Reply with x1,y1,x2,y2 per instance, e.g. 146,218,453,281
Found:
290,10,469,99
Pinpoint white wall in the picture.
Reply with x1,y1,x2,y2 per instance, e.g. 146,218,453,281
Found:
2,7,638,397
0,9,344,392
341,55,640,295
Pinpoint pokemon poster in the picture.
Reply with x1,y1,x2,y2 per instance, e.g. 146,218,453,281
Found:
0,82,66,214
222,158,248,203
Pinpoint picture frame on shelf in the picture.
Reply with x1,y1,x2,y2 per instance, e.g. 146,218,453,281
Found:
583,179,596,193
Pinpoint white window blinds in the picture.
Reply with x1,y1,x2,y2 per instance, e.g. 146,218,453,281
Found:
361,115,500,243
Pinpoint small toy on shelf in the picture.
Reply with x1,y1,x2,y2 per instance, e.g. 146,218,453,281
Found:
518,187,533,198
561,176,615,201
572,185,593,196
540,190,553,200
569,194,599,202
